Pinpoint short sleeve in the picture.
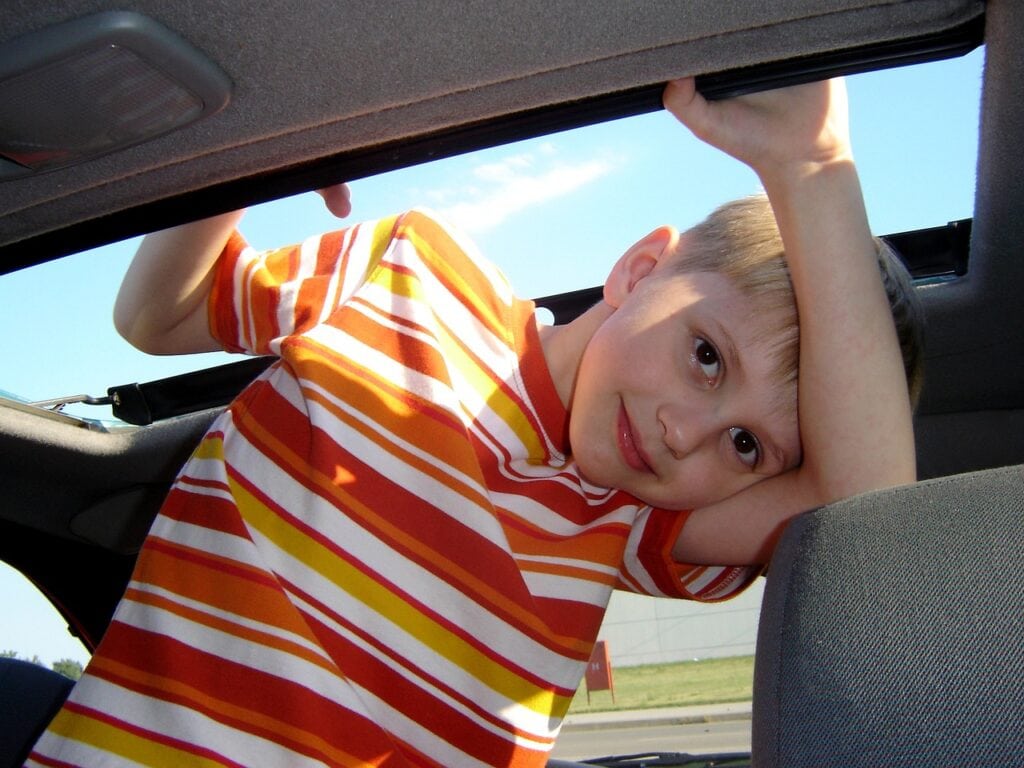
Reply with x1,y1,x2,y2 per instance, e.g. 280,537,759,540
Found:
618,506,763,602
208,215,402,355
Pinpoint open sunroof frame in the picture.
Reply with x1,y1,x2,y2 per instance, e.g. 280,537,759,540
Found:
0,14,984,276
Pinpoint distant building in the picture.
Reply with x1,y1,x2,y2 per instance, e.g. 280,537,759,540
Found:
596,578,765,667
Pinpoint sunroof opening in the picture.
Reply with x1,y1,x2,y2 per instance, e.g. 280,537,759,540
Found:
0,48,983,424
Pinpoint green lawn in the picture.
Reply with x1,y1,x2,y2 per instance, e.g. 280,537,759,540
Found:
567,656,754,714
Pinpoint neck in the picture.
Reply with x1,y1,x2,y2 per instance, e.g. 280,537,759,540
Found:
537,300,613,408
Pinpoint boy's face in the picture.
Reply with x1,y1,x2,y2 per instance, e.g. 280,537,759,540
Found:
570,239,801,511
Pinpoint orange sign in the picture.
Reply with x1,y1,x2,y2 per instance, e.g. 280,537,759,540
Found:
584,640,615,703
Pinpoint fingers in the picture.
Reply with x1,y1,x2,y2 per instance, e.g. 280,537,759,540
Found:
316,183,352,218
662,76,852,173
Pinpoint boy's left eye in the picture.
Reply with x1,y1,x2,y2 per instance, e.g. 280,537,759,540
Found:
729,427,761,468
694,338,721,382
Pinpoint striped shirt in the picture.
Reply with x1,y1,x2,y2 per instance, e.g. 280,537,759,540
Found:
31,210,758,767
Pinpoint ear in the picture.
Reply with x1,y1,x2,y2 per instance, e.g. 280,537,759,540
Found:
603,226,679,308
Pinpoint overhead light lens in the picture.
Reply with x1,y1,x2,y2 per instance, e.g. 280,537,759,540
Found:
0,11,231,178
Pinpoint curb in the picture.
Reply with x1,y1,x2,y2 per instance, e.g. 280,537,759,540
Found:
560,702,752,732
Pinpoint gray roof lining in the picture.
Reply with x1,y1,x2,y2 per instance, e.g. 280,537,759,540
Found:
0,0,983,251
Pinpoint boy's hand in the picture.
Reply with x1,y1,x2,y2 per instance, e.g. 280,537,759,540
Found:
663,76,852,183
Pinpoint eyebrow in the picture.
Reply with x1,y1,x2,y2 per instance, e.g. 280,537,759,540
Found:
707,316,742,378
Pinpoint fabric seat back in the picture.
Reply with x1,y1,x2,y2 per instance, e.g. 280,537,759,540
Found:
752,464,1024,767
0,657,75,768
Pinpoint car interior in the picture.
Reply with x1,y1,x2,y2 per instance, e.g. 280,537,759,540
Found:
1,1,1022,766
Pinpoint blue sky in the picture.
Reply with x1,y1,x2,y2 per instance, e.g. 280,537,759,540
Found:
1,48,984,667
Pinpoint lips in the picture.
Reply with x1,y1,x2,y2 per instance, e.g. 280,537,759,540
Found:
617,402,653,474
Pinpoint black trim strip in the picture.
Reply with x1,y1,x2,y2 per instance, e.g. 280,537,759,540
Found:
696,13,984,100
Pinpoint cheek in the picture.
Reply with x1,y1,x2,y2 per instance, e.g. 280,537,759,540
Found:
567,329,626,442
568,408,617,483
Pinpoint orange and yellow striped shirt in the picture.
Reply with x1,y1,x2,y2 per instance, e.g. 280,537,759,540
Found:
30,210,758,767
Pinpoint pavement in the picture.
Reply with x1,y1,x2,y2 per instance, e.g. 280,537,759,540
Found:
561,701,752,732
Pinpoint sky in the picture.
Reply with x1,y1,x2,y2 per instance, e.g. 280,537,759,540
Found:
1,48,985,668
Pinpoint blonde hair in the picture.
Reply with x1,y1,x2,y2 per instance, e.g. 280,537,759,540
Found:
673,195,924,410
876,236,925,409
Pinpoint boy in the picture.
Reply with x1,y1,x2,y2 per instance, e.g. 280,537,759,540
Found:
29,78,918,767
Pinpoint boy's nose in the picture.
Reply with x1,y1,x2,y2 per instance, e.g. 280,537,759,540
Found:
658,402,715,460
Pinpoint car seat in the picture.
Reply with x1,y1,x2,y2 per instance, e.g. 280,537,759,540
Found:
0,657,74,768
751,464,1024,767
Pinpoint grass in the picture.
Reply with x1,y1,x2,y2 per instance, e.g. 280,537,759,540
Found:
566,655,754,714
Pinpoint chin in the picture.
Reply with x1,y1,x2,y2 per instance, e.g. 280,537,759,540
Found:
574,462,609,490
573,453,623,494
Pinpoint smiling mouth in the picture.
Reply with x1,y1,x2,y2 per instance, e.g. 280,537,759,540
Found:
617,402,653,474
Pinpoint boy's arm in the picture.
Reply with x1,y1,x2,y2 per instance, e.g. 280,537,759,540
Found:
114,183,352,355
664,78,916,565
113,210,245,355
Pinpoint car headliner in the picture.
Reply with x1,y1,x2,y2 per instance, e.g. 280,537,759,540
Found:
4,0,1024,649
0,0,985,263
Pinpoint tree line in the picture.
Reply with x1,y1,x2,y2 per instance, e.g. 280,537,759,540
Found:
2,650,84,680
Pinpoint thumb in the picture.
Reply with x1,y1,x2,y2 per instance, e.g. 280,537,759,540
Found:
662,77,714,141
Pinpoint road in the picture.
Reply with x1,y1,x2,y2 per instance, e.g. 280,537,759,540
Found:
551,719,751,762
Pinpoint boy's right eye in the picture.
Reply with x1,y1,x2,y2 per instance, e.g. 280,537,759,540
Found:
694,338,721,382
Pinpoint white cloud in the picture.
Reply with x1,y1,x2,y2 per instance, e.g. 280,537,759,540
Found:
432,146,620,233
